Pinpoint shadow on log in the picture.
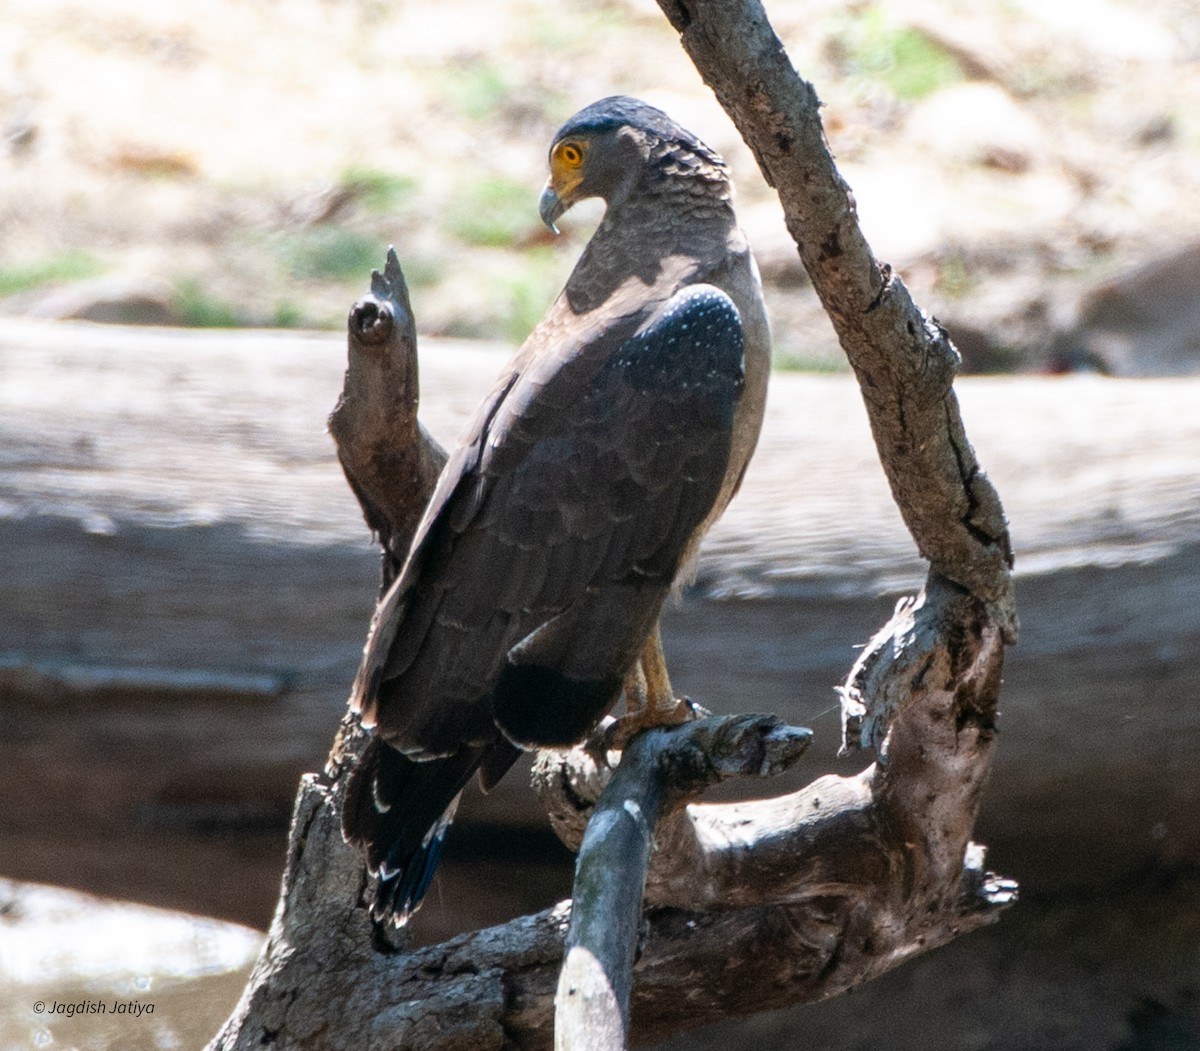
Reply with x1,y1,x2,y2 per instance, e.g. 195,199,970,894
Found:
210,2,1018,1046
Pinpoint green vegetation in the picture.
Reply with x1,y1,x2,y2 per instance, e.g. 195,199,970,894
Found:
393,253,445,291
279,227,383,281
445,175,541,248
270,300,306,328
174,283,313,329
338,167,418,215
496,247,568,344
841,8,963,101
527,6,630,53
935,253,976,300
173,278,244,328
0,251,104,297
437,248,567,342
772,351,847,373
444,62,514,122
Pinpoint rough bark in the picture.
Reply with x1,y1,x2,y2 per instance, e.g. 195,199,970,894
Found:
327,248,447,586
553,715,813,1050
210,1,1018,1046
656,0,1016,635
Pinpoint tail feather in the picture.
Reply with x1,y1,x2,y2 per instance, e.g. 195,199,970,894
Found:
374,793,459,924
342,736,483,926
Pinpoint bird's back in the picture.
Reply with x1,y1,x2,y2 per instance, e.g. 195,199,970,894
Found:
342,96,771,926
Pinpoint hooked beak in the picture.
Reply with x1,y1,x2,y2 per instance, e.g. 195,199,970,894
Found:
538,179,566,235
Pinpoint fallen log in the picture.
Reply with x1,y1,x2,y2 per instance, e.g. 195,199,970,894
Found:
2,320,1198,929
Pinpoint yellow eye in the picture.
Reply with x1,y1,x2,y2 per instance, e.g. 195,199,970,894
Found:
557,142,584,168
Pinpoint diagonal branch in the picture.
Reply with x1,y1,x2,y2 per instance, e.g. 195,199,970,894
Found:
657,0,1017,636
553,715,812,1049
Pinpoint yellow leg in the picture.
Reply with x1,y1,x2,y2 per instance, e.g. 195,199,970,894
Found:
623,650,649,716
638,626,679,723
611,624,695,748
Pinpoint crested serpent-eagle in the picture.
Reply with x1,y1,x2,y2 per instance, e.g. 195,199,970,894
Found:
342,96,771,926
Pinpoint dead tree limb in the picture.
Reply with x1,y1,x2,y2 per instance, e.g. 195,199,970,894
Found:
553,715,813,1049
210,1,1018,1046
656,0,1016,634
327,249,447,587
533,579,1015,1046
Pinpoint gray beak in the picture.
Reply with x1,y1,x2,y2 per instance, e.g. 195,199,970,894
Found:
538,181,565,235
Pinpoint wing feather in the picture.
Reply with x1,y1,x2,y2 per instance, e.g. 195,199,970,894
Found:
361,284,745,757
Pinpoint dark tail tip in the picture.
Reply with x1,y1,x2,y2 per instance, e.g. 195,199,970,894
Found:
370,806,455,927
341,736,473,928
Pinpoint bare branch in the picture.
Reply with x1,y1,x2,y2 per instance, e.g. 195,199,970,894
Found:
533,577,1014,935
554,715,812,1048
327,246,447,585
212,0,1020,1042
655,0,1017,636
210,753,1011,1051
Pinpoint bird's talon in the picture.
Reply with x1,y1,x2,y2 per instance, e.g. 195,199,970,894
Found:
682,696,712,720
606,695,704,752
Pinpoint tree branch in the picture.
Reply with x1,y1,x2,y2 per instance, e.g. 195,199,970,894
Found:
554,715,812,1049
212,263,1016,1051
657,0,1017,637
531,577,1015,1046
327,247,447,587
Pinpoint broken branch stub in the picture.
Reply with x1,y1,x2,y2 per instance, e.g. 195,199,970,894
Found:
328,246,447,586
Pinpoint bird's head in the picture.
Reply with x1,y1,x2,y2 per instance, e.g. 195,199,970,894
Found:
538,95,725,234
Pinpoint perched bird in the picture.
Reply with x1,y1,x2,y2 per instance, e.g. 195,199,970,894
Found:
342,96,771,926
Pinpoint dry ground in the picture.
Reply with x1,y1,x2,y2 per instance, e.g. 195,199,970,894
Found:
2,0,1200,369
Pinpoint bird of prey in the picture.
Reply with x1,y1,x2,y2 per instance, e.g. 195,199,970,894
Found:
342,96,771,926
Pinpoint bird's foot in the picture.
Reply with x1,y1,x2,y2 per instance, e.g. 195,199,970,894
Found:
603,695,711,754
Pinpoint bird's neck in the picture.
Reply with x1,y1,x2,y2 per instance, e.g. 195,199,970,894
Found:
562,177,738,316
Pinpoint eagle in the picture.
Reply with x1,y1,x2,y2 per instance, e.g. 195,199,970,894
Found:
342,96,770,926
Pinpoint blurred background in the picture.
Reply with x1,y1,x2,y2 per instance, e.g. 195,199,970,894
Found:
1,0,1199,1049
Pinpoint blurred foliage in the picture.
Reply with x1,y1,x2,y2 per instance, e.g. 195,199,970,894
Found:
527,5,631,53
838,8,963,101
445,176,542,248
270,300,306,328
279,227,383,281
935,254,976,300
772,350,846,373
496,246,569,344
0,252,104,297
435,247,568,342
444,62,515,122
392,252,446,291
337,167,419,215
173,278,244,328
